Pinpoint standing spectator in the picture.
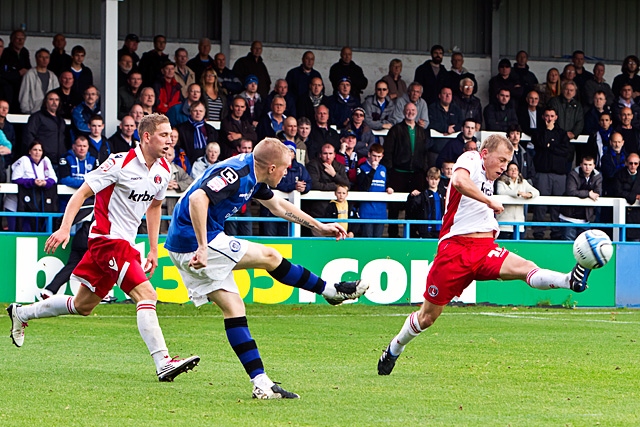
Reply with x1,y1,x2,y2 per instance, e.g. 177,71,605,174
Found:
447,52,478,97
583,62,614,107
390,82,429,128
381,58,407,101
438,160,454,194
363,79,394,131
405,167,446,239
68,45,93,95
484,89,519,132
232,41,271,99
58,135,97,189
219,96,258,159
613,153,640,241
139,87,156,115
507,124,535,181
54,71,82,120
414,44,447,105
336,128,367,186
325,184,357,238
0,99,15,178
329,46,368,101
345,106,374,153
117,54,134,88
429,86,464,135
583,91,613,136
536,68,561,109
162,145,194,232
138,34,168,88
559,156,602,240
496,162,539,239
239,74,263,126
19,49,59,114
176,100,218,164
571,50,594,94
200,69,226,121
436,119,478,169
24,90,66,162
382,102,429,238
117,70,143,119
453,77,482,130
108,115,139,153
224,138,254,237
512,50,538,97
117,33,140,65
356,143,392,237
71,85,101,138
187,38,214,83
296,76,329,124
517,90,544,136
612,55,640,99
0,29,30,112
614,107,640,156
264,79,296,118
256,95,287,140
307,105,340,159
560,64,578,92
285,51,322,101
600,132,626,196
154,60,182,115
48,34,72,77
212,52,243,96
489,58,523,106
304,143,349,219
548,81,584,139
190,141,221,180
129,104,144,140
173,48,195,99
167,83,202,127
611,83,640,129
86,115,112,165
532,108,572,240
295,116,311,164
278,116,298,143
327,77,361,129
581,110,612,168
169,127,191,175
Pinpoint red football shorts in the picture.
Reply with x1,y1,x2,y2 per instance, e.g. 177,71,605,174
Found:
72,237,148,298
424,236,509,305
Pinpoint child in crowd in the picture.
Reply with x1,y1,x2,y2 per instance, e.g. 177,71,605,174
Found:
405,167,445,238
325,184,357,238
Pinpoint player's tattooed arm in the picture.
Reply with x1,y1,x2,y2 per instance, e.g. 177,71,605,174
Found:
284,211,317,229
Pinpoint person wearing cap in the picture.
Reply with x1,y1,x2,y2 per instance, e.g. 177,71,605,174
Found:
118,33,140,65
138,34,169,88
259,140,312,236
256,94,287,141
489,58,523,106
239,74,263,126
413,44,448,105
232,40,271,99
345,106,374,152
154,60,182,114
336,128,367,186
327,77,361,129
328,46,368,101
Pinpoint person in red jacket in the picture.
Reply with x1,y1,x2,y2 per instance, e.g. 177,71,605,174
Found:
154,60,182,114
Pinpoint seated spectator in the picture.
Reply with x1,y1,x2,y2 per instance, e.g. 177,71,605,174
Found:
511,50,538,97
191,141,220,180
0,30,30,112
325,184,357,238
139,86,156,115
483,88,518,132
212,52,243,96
117,70,143,119
438,160,454,194
413,44,447,105
10,141,58,232
117,53,134,88
58,135,97,189
264,79,296,118
129,103,144,141
118,33,140,65
600,132,626,196
517,90,544,136
612,55,640,100
19,48,59,113
453,77,482,130
489,58,523,105
611,83,640,129
506,123,535,181
285,51,322,101
167,83,202,127
108,115,139,153
239,74,263,126
363,79,394,131
200,68,226,121
295,116,311,164
256,95,287,140
535,68,561,109
389,82,429,128
583,91,613,136
429,86,464,135
307,105,340,160
614,107,640,155
173,48,195,99
138,34,168,88
169,127,191,175
304,143,349,220
53,70,82,120
277,116,298,143
405,166,445,239
345,107,374,153
329,46,368,100
326,77,361,129
154,60,182,114
48,33,72,77
162,145,194,232
187,38,215,83
336,128,367,186
86,115,112,165
381,58,407,100
356,143,392,237
24,90,66,163
548,81,584,139
68,45,93,95
447,52,478,97
613,153,640,241
571,50,594,94
259,140,312,236
583,62,614,107
219,95,258,159
0,99,14,181
561,63,577,86
176,100,218,164
496,162,539,239
71,85,101,138
435,119,478,168
296,76,329,124
559,156,602,240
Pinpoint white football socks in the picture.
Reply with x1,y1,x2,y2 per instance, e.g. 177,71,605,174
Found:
17,296,77,322
389,311,423,356
526,268,570,290
136,300,170,370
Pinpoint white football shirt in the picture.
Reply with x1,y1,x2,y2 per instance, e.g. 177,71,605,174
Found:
439,150,499,242
85,147,170,245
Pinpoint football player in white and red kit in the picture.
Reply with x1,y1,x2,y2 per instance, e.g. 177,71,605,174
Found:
377,134,591,375
7,114,199,382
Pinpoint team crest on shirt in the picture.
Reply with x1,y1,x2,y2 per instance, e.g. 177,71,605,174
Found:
427,285,439,297
100,158,116,172
229,240,242,252
154,175,162,184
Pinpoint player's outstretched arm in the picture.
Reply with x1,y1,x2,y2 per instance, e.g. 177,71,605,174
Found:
45,183,95,254
188,189,211,269
144,198,163,277
451,168,504,214
259,196,348,240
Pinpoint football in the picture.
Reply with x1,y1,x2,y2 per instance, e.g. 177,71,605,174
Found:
573,229,613,269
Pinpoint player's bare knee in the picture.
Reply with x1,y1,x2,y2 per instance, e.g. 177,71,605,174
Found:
416,311,438,329
262,247,282,270
74,303,94,316
522,260,538,274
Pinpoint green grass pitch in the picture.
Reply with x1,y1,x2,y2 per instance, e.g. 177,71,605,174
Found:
2,303,639,426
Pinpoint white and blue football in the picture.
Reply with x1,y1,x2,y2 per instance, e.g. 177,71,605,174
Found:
573,229,613,269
